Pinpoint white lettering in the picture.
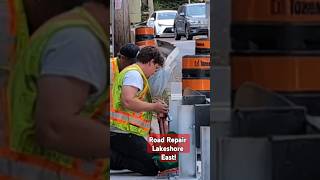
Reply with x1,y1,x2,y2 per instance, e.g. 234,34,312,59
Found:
151,145,184,152
166,137,187,144
149,137,165,143
161,154,177,161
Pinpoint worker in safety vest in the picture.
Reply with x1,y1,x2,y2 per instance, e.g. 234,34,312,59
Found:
111,43,140,83
110,46,168,175
110,44,167,136
3,0,109,179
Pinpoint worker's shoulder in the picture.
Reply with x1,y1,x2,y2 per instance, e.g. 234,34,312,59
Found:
123,70,143,83
124,69,141,77
49,27,101,46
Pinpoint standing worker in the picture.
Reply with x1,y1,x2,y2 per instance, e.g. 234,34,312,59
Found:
3,0,109,179
110,46,168,175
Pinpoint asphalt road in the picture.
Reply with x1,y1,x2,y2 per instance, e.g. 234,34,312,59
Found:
158,37,196,56
158,34,208,58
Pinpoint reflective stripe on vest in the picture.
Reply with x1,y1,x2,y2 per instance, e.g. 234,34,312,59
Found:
110,109,151,130
0,148,107,179
110,64,153,136
110,57,119,83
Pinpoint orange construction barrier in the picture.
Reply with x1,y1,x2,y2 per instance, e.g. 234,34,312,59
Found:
231,54,320,92
182,55,211,96
195,38,210,55
135,26,156,47
233,0,320,23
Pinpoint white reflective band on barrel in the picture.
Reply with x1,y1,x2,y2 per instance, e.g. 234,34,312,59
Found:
110,111,151,129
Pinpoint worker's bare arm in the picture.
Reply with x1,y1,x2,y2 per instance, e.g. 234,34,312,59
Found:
35,75,108,159
121,85,168,113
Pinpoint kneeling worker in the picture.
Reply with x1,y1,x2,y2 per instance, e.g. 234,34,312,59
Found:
110,46,168,175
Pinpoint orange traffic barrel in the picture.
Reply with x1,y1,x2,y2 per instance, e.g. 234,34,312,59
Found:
195,38,210,55
182,55,211,97
231,53,320,92
233,0,320,23
232,0,320,51
135,27,156,47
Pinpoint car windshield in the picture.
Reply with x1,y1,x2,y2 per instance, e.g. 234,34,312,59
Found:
186,5,205,17
157,12,177,20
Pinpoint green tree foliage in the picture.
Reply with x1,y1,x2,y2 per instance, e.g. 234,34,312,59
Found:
154,0,203,11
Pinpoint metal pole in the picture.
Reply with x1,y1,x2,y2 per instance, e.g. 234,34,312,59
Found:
178,105,196,178
211,0,232,179
111,0,115,57
201,126,210,180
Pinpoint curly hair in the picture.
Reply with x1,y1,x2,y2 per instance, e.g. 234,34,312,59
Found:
136,46,164,66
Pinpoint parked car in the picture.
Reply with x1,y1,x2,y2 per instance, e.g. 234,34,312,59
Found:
174,3,208,40
147,10,177,37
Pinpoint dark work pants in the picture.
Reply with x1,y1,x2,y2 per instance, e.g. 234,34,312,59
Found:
110,132,159,176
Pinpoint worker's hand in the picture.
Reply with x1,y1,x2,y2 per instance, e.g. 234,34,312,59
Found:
153,101,168,113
